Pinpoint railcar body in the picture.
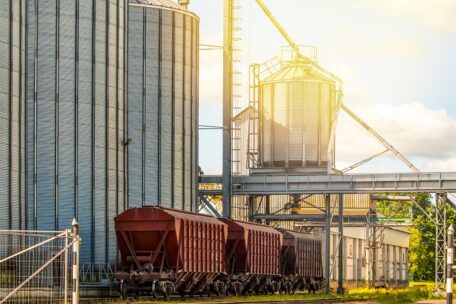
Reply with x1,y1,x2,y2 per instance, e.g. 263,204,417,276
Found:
219,218,283,295
278,229,323,293
114,207,227,298
113,208,324,298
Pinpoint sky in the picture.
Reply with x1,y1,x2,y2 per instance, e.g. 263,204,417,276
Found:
190,0,456,175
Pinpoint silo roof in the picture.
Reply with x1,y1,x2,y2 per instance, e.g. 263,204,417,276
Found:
130,0,181,9
262,62,336,84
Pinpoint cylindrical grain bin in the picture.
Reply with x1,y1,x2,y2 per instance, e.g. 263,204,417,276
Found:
259,61,336,168
26,0,127,264
0,0,26,230
127,0,199,211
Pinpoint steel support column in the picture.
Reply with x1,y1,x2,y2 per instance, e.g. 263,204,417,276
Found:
436,193,447,292
337,194,344,294
324,193,331,293
222,0,233,217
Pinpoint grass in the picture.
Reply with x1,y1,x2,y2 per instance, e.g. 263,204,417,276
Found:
90,282,447,304
345,284,441,304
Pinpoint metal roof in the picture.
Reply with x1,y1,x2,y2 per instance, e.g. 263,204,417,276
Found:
116,206,224,226
262,61,337,84
130,0,181,9
219,218,281,235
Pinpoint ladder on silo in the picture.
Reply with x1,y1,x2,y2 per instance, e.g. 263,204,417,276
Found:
231,0,243,176
247,64,260,169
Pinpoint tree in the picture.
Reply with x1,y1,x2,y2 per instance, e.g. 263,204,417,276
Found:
375,193,456,281
408,193,435,281
408,193,456,281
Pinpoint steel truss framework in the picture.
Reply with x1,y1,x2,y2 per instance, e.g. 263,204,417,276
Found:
435,193,447,291
217,0,456,295
200,173,456,196
198,177,456,293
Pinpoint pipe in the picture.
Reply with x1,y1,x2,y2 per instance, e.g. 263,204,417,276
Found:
254,0,300,58
341,103,420,173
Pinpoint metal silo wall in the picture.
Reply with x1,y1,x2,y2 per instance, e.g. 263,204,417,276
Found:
0,0,26,230
127,3,199,211
260,79,335,167
26,0,126,265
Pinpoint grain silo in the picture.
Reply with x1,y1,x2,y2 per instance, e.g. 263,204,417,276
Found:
127,0,199,211
257,55,339,172
0,0,26,230
26,0,127,264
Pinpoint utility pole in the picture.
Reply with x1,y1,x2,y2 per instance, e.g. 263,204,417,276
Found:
222,0,233,218
325,194,331,293
447,224,454,304
337,194,344,294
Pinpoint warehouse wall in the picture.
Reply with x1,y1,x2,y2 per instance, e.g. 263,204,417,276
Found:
322,226,410,289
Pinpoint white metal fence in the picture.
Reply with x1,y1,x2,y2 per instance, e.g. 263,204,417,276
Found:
0,221,80,304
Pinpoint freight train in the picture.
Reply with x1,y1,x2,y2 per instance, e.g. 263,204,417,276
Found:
113,207,323,299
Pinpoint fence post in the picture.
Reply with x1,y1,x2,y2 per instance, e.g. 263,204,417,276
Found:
64,229,70,303
447,224,454,304
72,218,80,304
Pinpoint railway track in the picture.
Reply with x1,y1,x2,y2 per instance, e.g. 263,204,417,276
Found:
80,296,368,303
202,299,367,304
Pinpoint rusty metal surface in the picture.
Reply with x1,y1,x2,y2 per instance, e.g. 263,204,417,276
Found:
279,229,323,278
220,218,282,276
114,207,227,274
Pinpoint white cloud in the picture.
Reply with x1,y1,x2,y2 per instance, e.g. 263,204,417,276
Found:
336,102,456,172
423,157,456,172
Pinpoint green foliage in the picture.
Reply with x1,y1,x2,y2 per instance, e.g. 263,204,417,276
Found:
409,193,435,281
374,193,456,281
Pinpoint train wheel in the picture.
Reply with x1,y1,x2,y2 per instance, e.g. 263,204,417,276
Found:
120,280,129,299
161,290,170,301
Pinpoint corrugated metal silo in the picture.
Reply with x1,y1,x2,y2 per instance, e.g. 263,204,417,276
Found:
0,0,26,230
127,0,199,211
26,0,127,264
259,60,337,169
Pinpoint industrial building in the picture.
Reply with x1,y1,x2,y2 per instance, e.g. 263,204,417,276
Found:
1,0,456,299
0,0,199,266
25,0,127,265
326,226,410,289
127,0,199,211
0,0,26,231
